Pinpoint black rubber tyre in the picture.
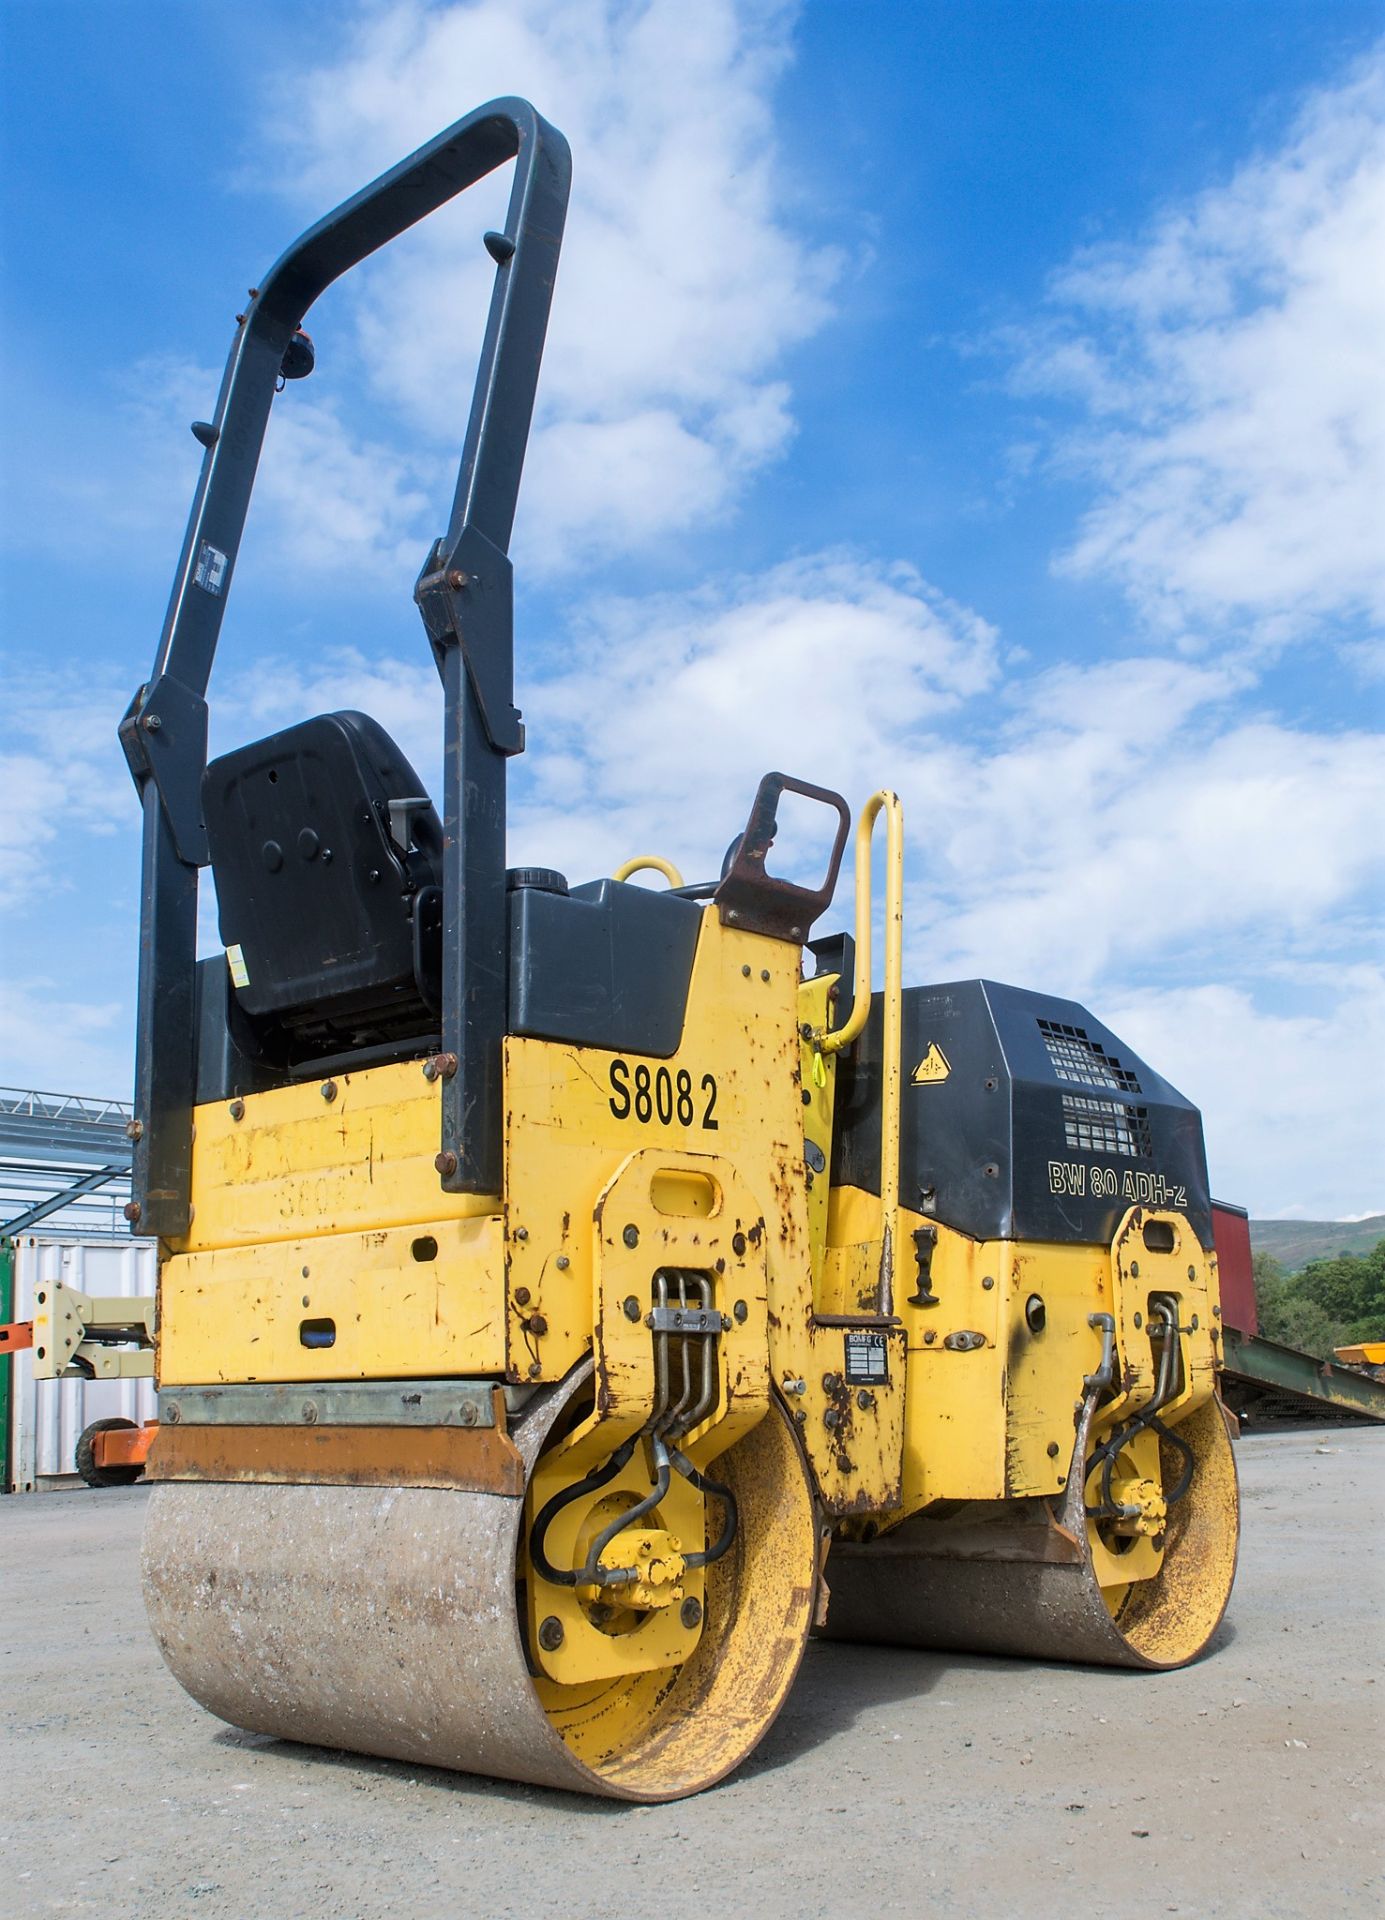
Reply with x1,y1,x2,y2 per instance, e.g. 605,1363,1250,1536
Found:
75,1417,144,1488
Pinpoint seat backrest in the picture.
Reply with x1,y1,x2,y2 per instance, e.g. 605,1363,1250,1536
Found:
203,711,442,1063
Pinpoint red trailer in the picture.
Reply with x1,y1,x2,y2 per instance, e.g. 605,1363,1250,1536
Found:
1213,1198,1385,1424
1211,1200,1256,1337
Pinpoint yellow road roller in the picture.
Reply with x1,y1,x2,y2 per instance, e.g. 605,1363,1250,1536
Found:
121,99,1238,1801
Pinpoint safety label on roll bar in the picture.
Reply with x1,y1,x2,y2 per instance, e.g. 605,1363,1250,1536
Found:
843,1330,889,1386
194,541,228,595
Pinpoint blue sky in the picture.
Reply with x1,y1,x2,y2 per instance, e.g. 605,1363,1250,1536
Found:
2,0,1382,1218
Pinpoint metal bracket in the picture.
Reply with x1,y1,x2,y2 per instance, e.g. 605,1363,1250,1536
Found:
118,677,210,867
645,1304,726,1335
159,1379,498,1429
387,795,436,855
414,524,524,757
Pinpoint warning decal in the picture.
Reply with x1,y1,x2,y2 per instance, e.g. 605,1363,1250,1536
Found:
912,1043,951,1085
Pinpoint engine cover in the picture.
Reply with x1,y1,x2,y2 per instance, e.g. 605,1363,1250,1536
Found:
828,978,1213,1250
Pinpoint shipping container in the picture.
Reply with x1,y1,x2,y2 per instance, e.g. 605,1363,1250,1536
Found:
4,1233,157,1493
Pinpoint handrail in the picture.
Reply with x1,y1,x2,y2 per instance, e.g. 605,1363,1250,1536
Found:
815,790,904,1316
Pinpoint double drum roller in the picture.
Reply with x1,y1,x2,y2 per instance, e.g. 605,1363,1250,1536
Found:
125,100,1238,1800
144,1373,820,1800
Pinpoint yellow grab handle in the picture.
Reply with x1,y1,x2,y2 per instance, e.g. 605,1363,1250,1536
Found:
816,791,904,1058
814,789,905,1316
612,855,685,888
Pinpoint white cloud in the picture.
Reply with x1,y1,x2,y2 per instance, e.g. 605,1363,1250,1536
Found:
508,551,1000,880
8,544,1380,1212
10,11,1382,1222
1009,43,1385,648
243,395,444,581
2,357,211,570
206,561,1382,1042
1105,972,1385,1219
0,671,133,910
259,0,838,569
3,349,444,591
925,709,1385,997
0,978,130,1101
19,2,829,589
503,563,1379,1221
200,549,998,887
214,647,439,783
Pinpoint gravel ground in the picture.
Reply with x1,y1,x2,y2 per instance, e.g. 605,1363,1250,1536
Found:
2,1425,1381,1920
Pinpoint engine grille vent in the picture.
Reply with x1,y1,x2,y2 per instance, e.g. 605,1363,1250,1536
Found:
1062,1093,1152,1159
1038,1018,1142,1094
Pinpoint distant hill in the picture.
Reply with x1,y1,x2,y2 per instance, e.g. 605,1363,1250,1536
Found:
1249,1215,1385,1273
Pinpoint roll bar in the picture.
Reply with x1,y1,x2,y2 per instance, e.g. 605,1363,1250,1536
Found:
120,100,571,1233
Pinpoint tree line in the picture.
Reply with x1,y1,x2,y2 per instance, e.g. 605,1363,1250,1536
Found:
1252,1238,1385,1359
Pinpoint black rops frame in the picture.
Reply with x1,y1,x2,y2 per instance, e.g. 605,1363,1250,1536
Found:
119,99,571,1235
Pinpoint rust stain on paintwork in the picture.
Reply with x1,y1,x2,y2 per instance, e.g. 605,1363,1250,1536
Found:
147,1422,525,1496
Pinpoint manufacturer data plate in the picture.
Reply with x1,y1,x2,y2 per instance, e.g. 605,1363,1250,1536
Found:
843,1329,889,1386
194,541,228,595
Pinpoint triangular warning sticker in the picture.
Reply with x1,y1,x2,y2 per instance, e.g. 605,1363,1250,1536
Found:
912,1043,951,1085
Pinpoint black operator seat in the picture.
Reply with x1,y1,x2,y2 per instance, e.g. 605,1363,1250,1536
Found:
202,711,443,1067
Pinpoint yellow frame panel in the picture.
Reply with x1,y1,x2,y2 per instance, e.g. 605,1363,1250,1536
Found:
159,1213,506,1383
175,1061,498,1255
